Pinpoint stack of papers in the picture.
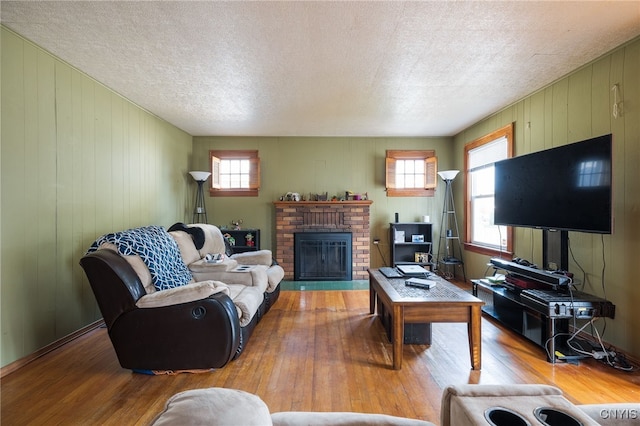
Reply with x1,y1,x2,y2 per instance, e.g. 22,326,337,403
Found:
486,274,505,284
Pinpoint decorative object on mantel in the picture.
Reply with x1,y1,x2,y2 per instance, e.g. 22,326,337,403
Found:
273,199,373,204
278,191,374,202
309,192,328,201
189,171,211,223
245,233,255,247
280,192,301,201
230,219,243,230
345,191,368,201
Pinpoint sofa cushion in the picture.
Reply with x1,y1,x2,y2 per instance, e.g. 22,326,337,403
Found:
191,264,270,292
190,224,227,257
168,222,205,249
189,257,238,273
227,284,265,326
271,412,434,426
169,230,202,265
97,243,156,294
231,250,273,266
151,387,272,426
88,225,192,291
135,281,230,309
266,265,285,292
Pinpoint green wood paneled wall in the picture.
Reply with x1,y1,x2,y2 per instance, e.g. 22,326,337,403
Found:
191,136,454,264
454,36,640,359
1,28,193,367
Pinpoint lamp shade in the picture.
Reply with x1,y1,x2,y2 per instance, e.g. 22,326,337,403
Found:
189,171,211,182
437,170,459,181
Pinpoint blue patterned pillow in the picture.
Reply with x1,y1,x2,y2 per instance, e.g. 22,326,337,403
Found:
88,225,193,291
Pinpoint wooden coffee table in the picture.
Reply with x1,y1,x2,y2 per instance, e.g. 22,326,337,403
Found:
368,268,484,370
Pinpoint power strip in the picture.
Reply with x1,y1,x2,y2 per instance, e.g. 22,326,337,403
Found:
592,350,616,360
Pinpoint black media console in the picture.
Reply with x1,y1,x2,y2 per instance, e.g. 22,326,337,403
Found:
473,258,615,363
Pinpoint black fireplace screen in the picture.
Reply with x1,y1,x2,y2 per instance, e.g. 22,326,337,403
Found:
294,232,352,281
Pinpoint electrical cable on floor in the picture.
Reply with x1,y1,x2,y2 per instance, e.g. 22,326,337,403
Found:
554,317,637,372
566,319,598,357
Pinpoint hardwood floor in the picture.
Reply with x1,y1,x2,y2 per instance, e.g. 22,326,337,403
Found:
2,288,639,425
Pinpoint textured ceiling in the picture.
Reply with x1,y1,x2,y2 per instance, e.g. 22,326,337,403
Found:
2,1,639,137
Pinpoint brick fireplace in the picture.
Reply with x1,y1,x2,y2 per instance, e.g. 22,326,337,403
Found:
274,201,372,280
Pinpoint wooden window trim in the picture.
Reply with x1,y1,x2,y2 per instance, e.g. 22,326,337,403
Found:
385,150,437,197
463,123,514,257
209,150,260,197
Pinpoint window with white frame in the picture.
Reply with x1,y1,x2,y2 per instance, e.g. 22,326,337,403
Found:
219,158,250,188
209,150,260,196
385,150,437,197
464,124,513,255
395,159,426,188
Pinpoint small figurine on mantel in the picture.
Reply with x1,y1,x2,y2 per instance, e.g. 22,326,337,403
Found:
245,232,255,247
231,219,243,230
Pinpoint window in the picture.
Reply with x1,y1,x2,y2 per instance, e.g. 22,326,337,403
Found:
209,150,260,196
385,150,437,197
464,124,513,256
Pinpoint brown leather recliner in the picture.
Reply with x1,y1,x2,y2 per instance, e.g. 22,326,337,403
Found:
80,249,242,371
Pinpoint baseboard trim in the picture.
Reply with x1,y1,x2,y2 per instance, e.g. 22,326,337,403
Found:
1,318,105,378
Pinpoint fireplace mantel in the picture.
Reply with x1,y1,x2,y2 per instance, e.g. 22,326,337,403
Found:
273,200,373,207
274,200,372,280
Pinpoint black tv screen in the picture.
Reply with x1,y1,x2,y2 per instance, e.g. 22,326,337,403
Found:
494,134,613,234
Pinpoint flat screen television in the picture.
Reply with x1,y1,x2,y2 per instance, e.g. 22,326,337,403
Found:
494,134,613,234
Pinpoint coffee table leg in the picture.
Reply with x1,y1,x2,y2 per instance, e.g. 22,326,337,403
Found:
392,305,404,370
468,304,482,370
369,278,376,314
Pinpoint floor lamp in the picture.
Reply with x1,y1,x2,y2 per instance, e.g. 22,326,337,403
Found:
189,171,211,223
436,170,466,281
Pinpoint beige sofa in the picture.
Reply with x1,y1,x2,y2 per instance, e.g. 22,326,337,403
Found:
151,387,434,426
83,224,284,370
95,223,284,330
151,385,640,426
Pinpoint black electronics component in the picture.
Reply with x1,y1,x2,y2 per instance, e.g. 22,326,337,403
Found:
379,267,403,278
404,278,436,289
520,289,616,319
490,258,570,289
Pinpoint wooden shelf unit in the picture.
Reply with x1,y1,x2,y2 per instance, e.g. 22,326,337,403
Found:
389,222,433,269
